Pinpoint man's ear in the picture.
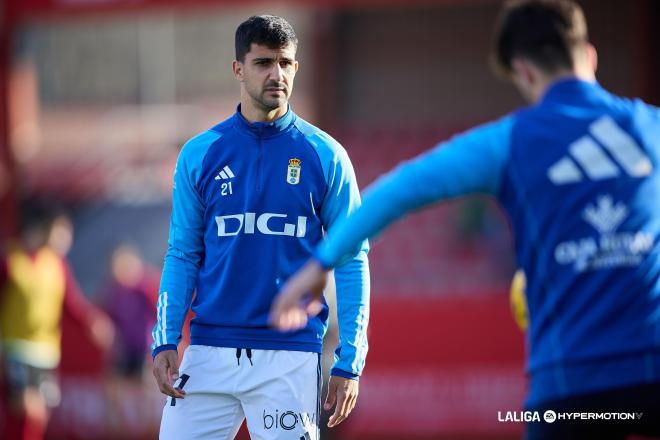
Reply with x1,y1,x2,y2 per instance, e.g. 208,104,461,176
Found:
232,60,244,81
586,43,598,74
511,58,535,87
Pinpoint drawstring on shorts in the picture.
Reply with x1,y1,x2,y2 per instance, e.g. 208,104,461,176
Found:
236,348,254,366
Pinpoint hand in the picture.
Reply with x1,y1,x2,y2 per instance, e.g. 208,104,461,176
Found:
89,313,115,352
324,375,359,428
153,350,186,399
270,259,328,331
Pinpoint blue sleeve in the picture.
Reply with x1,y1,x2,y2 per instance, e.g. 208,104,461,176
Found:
151,131,218,356
315,116,514,269
308,131,370,379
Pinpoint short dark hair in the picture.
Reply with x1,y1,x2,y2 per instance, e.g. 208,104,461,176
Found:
235,15,298,62
18,197,59,235
492,0,588,76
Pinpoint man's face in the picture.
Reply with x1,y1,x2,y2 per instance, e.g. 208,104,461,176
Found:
235,43,298,112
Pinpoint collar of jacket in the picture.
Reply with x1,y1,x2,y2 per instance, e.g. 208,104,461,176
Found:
233,104,297,138
539,77,604,106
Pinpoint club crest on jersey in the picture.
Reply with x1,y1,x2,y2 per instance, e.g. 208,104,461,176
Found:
287,158,301,185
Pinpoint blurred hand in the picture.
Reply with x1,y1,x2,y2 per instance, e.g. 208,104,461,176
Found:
270,260,328,331
89,313,115,352
324,376,359,428
153,350,186,398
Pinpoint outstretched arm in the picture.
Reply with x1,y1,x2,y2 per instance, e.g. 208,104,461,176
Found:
271,116,513,329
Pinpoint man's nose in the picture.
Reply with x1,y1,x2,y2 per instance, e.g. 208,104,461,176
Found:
269,63,285,81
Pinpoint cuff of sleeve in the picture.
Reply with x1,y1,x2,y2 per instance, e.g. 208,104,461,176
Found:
331,367,360,381
152,344,177,359
313,253,334,270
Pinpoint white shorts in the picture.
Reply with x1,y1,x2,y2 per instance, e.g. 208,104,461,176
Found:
159,345,321,440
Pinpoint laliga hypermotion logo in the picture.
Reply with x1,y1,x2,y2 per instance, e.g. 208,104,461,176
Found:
287,158,301,185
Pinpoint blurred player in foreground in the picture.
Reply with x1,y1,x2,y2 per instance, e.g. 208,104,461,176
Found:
271,1,660,438
151,15,370,440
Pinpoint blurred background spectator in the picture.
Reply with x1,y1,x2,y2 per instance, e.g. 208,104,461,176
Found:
0,0,657,439
99,244,158,380
0,199,114,440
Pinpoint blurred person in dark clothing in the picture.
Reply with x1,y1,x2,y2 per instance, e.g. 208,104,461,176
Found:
100,244,158,379
0,199,114,440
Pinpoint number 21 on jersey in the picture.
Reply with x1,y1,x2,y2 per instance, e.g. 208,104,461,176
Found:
221,182,233,196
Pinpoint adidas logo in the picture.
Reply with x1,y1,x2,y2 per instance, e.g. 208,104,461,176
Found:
547,116,653,185
582,195,628,234
214,165,235,181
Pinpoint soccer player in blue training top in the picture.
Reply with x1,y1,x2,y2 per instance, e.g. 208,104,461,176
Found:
271,1,660,439
152,15,370,440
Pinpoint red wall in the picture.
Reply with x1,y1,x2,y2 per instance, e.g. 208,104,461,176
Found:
345,294,527,438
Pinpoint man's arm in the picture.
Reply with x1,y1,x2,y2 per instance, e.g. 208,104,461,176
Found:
152,132,213,398
316,116,514,269
314,132,371,427
61,258,115,352
272,116,514,328
318,140,370,380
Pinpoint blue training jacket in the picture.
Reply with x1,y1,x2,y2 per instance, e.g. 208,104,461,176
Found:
152,105,370,379
315,79,660,403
